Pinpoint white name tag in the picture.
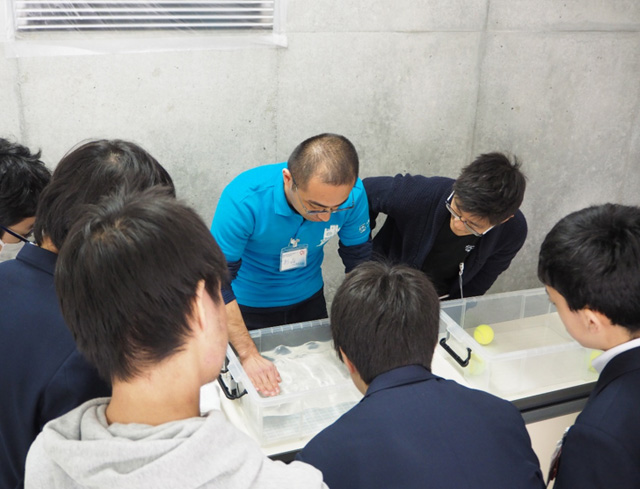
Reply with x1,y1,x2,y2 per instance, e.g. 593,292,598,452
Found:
280,244,308,271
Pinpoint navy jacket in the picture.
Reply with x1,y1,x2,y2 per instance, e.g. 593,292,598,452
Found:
0,245,110,489
364,175,527,298
554,346,640,489
297,365,544,489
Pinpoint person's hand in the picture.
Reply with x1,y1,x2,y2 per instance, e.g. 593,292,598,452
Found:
224,300,281,396
241,352,282,396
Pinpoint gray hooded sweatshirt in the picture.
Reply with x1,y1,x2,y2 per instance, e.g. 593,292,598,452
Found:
25,397,327,489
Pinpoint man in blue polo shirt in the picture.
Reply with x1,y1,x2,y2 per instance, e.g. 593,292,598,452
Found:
211,133,372,396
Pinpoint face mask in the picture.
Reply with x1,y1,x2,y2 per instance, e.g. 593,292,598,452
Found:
0,240,25,262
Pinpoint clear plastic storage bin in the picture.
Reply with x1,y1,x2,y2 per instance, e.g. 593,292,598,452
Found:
438,288,599,397
220,319,362,447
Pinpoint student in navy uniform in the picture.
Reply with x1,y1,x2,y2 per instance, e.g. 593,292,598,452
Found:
0,139,174,489
211,133,372,396
538,204,640,489
296,261,545,489
0,138,51,262
364,152,526,299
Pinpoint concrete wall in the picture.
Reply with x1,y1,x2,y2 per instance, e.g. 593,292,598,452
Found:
2,1,639,302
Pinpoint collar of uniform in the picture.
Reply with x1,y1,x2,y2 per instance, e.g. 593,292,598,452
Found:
364,364,435,398
592,342,640,398
273,166,299,218
592,337,640,374
16,242,57,276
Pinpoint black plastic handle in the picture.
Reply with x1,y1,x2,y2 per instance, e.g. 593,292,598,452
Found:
217,366,247,400
439,337,472,367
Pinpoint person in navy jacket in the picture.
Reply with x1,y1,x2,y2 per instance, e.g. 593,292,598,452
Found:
0,139,174,489
296,261,545,489
538,204,640,488
364,152,527,299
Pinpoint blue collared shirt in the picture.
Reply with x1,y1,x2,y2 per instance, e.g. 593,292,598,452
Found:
211,162,370,307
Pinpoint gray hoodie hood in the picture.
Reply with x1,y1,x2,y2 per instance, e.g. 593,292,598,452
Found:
26,397,325,489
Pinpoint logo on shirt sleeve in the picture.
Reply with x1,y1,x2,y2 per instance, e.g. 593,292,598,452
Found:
358,219,370,234
318,224,340,247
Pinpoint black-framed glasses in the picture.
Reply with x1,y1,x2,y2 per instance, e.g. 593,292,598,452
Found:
0,225,32,243
445,191,494,237
291,177,355,216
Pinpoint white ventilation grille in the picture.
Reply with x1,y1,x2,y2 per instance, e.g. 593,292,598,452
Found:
14,1,275,32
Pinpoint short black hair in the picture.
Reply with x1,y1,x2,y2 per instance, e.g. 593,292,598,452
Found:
538,204,640,333
453,152,526,225
287,133,359,189
330,261,440,384
0,138,51,229
55,188,228,382
34,139,175,249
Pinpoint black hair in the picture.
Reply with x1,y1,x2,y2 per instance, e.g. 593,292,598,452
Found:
0,138,51,230
287,133,359,189
55,188,228,382
330,261,440,384
538,204,640,333
34,139,175,249
453,152,526,225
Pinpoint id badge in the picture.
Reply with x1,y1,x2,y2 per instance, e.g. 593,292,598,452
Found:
280,243,308,272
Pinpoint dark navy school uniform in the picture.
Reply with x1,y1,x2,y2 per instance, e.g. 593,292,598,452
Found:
0,244,110,489
297,365,544,489
553,346,640,489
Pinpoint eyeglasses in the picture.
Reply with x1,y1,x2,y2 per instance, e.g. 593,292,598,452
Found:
0,225,32,243
445,191,494,237
291,177,355,216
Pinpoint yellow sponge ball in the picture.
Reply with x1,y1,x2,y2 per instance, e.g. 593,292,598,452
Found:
473,324,494,345
588,350,602,373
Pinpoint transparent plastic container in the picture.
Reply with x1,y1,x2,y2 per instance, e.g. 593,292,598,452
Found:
221,319,362,446
439,288,599,397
